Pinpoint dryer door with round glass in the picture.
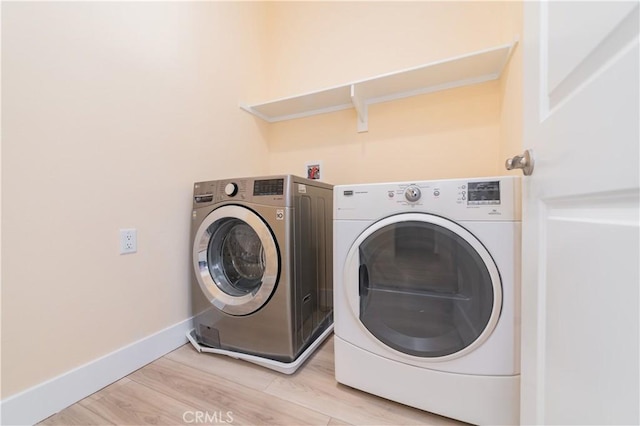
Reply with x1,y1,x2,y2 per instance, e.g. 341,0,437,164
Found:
344,213,502,360
193,205,279,316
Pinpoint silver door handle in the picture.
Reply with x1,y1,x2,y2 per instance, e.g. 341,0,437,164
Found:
505,149,534,176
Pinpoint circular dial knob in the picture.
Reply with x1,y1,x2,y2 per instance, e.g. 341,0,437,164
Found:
224,183,238,197
404,185,421,202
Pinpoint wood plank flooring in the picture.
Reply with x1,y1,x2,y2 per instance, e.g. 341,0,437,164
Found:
40,336,467,425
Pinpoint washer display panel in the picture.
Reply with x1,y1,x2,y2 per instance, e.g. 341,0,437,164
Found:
346,213,502,360
194,205,279,316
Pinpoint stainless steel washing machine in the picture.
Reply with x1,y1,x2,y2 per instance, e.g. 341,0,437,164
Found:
188,175,333,372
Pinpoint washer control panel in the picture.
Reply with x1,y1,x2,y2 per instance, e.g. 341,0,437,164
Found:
224,182,238,197
253,178,284,196
193,176,295,208
194,179,249,203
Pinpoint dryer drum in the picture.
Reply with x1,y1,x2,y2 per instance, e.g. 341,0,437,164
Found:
358,220,495,358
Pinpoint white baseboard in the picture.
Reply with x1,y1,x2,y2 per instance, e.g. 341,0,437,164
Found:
0,317,193,425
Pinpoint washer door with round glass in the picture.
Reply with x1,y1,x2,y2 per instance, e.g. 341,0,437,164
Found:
193,205,279,316
344,213,502,361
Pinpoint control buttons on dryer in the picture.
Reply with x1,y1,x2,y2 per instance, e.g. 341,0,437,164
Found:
404,186,421,202
224,183,238,197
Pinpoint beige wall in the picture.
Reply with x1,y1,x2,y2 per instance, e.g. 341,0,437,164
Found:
268,82,503,184
264,1,506,98
263,1,522,184
1,2,268,398
499,0,525,173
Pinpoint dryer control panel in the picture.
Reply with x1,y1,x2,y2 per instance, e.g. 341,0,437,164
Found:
466,181,501,205
335,176,521,221
404,185,421,202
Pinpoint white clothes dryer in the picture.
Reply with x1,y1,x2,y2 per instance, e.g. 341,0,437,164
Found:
333,176,521,425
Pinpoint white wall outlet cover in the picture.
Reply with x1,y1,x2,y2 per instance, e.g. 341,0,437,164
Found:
119,228,137,254
304,160,323,180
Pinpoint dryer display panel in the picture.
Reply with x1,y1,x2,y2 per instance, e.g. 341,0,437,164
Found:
467,181,500,205
357,220,496,358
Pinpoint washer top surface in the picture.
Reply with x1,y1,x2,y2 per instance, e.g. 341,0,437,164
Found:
193,174,332,209
335,175,521,221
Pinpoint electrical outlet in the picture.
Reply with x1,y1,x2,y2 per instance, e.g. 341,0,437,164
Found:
119,228,137,254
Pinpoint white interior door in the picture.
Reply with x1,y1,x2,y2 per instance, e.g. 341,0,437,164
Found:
521,2,639,424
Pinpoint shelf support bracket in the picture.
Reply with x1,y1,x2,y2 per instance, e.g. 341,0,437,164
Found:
350,84,368,133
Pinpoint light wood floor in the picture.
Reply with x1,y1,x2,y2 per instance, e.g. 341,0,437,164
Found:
40,335,467,425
